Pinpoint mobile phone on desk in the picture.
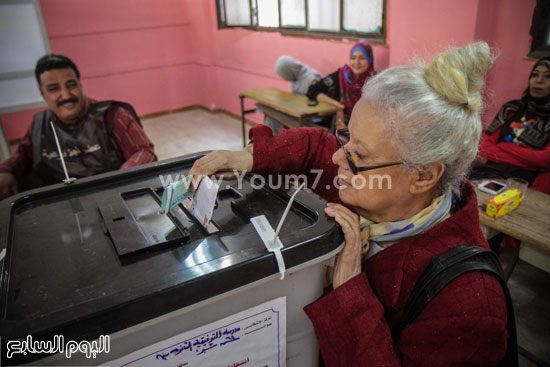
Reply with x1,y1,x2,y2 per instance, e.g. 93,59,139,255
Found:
477,180,507,195
307,99,318,106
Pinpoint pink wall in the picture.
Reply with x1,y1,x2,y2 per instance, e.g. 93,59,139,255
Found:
387,0,480,66
1,0,539,140
386,0,537,126
40,0,199,116
480,0,538,125
2,0,199,140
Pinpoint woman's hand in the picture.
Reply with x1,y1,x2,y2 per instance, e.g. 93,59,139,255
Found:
325,203,363,288
335,110,346,130
317,93,345,109
189,146,254,188
316,93,346,129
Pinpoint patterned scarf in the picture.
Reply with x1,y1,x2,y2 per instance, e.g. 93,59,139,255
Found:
360,189,453,255
338,41,375,115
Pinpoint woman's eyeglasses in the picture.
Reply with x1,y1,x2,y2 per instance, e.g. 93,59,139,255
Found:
335,128,403,175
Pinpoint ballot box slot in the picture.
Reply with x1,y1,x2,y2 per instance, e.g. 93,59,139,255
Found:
122,188,190,245
98,188,191,260
153,186,222,236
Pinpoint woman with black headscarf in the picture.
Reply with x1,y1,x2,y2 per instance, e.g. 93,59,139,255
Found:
471,57,550,194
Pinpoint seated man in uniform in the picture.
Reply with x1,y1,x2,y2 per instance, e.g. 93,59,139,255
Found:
0,54,157,200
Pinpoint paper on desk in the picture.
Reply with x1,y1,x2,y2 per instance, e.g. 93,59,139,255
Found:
185,176,220,227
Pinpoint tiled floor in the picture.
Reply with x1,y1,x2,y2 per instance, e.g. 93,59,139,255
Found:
142,108,250,161
144,108,550,366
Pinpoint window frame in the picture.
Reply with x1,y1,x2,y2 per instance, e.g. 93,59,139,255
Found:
0,0,50,114
528,0,550,59
216,0,387,44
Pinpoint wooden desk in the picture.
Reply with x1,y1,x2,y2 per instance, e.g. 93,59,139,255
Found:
473,180,550,272
239,87,340,146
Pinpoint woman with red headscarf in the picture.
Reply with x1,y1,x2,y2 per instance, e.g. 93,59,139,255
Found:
306,41,376,129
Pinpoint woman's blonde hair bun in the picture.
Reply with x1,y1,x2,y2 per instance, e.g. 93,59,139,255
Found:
424,41,493,112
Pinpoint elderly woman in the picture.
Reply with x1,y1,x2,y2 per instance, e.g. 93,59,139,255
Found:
190,42,507,366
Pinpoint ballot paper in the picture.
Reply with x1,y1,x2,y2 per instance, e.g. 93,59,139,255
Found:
185,176,220,227
160,175,194,214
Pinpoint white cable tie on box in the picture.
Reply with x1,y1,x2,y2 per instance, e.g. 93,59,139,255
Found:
251,215,286,279
250,182,305,279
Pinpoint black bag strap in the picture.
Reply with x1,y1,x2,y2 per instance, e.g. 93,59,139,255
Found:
397,246,502,327
394,245,518,367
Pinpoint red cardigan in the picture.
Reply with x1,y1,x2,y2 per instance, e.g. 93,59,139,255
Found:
251,125,507,366
479,126,550,194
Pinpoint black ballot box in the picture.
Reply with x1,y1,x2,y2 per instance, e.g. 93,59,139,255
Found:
0,152,343,366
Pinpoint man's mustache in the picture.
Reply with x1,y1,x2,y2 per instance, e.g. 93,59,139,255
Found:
57,97,79,107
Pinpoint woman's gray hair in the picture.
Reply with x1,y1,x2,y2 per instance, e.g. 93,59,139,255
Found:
361,41,494,197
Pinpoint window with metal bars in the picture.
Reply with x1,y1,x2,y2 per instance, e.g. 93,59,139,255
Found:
216,0,385,43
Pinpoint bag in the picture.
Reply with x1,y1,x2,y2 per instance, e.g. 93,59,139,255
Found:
393,245,518,367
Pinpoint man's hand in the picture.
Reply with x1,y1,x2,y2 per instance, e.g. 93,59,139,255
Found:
324,203,362,288
189,147,253,190
0,173,18,200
